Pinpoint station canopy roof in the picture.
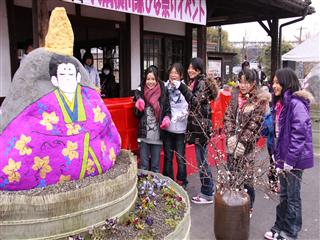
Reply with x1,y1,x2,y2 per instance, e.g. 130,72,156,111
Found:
206,0,315,26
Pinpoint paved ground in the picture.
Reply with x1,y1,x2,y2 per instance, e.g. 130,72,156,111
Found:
186,148,320,240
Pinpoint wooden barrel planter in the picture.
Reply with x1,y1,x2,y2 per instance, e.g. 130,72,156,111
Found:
138,170,191,240
214,190,250,240
0,150,137,240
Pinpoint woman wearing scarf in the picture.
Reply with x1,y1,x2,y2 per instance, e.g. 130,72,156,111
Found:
134,66,171,173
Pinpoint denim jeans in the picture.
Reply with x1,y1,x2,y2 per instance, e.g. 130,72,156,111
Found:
195,143,214,197
139,142,162,173
163,131,188,184
272,170,303,240
227,154,255,209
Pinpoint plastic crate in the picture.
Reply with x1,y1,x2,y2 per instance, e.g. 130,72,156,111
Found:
211,91,231,131
104,97,139,153
158,135,227,179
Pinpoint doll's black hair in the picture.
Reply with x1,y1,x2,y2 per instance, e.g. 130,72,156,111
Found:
49,54,80,77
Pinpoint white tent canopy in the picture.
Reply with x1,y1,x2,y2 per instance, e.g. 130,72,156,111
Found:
282,32,320,62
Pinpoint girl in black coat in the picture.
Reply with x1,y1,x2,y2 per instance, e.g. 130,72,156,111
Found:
173,58,218,204
134,66,171,173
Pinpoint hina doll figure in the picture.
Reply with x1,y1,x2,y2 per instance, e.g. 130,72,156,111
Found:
0,8,121,191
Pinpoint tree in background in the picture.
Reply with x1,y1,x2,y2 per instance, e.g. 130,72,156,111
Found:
257,41,293,78
207,27,232,52
193,27,232,52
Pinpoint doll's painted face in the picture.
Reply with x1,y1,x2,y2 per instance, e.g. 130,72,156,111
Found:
239,75,254,95
272,76,283,96
51,63,81,94
146,72,157,89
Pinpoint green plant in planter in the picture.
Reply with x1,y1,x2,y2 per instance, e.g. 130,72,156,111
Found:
165,216,181,229
81,172,187,239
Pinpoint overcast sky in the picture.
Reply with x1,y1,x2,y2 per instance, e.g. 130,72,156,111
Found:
222,0,320,42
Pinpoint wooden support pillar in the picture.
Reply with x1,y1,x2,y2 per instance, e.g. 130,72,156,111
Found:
197,25,207,73
185,23,193,68
120,14,131,97
6,0,18,77
270,18,279,80
32,0,49,48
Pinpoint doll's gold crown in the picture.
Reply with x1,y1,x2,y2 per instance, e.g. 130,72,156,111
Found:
45,7,74,56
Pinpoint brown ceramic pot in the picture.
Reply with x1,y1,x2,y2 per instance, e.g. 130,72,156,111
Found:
214,189,250,240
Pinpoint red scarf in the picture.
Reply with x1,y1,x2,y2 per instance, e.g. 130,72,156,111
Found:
188,80,195,91
238,92,248,110
238,86,256,110
144,83,161,121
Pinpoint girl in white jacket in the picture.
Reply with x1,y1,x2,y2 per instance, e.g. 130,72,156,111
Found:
163,63,189,188
82,52,100,89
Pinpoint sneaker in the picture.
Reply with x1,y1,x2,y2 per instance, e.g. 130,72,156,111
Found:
274,233,287,240
264,229,278,240
191,194,213,204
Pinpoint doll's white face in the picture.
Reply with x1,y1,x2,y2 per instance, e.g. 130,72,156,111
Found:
51,63,81,94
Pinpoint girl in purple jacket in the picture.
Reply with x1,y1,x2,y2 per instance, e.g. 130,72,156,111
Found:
264,68,314,240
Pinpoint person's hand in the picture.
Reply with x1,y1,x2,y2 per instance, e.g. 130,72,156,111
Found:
234,142,245,157
160,116,170,129
227,135,237,153
135,98,145,112
283,163,293,171
172,80,181,89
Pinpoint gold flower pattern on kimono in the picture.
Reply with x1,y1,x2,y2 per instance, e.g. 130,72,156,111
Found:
109,147,116,164
66,123,81,136
59,175,71,184
14,134,32,156
62,141,79,160
93,105,106,123
40,111,59,130
2,158,21,183
86,158,95,175
101,141,107,153
32,156,52,179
